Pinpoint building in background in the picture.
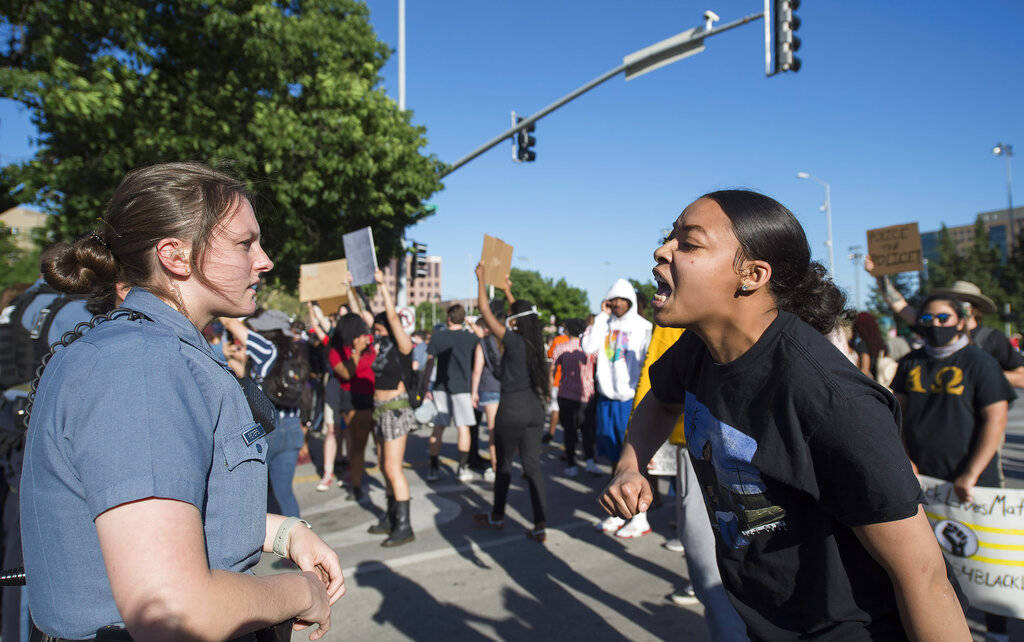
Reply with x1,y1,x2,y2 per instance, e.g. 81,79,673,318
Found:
0,206,46,250
920,206,1022,265
369,254,442,310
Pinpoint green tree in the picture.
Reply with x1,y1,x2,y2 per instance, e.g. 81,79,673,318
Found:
628,278,657,322
0,223,41,290
962,216,1005,306
415,299,443,331
492,268,590,324
0,0,444,287
927,224,966,289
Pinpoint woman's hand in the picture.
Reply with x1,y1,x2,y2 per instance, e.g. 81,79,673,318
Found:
292,571,333,640
953,472,978,503
504,274,513,292
864,255,876,274
288,526,346,605
352,334,371,355
475,262,485,282
599,468,652,520
374,268,386,286
472,392,479,409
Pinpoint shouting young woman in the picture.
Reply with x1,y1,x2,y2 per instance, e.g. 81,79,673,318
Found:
601,190,968,640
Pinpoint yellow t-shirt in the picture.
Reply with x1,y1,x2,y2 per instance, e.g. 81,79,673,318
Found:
632,325,687,444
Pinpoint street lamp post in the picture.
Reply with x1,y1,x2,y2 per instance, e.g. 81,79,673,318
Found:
796,172,835,279
993,143,1014,255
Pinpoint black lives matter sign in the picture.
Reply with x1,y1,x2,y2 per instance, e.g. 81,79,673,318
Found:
867,223,923,276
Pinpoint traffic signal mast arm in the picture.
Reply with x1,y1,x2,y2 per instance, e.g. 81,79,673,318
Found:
442,9,768,178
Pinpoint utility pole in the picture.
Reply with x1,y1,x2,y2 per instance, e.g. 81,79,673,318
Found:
395,0,408,307
848,245,863,310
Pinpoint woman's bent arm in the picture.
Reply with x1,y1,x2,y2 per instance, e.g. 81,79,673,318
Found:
853,507,970,641
97,498,332,641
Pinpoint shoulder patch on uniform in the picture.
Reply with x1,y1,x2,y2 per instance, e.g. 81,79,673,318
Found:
242,423,266,446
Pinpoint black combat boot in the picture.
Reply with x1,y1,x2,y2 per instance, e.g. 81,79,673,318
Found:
382,500,415,547
368,495,395,535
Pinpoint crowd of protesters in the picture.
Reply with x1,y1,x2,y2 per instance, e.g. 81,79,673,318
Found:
0,161,1022,641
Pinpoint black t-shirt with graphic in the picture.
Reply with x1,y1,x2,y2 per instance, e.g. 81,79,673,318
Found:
891,345,1016,486
650,311,951,641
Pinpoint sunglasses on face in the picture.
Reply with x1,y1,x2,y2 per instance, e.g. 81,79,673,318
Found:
919,313,954,324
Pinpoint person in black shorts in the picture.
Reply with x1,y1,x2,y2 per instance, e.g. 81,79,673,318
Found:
602,190,969,640
891,293,1015,640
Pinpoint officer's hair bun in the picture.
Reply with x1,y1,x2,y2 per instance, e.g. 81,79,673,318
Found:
41,235,118,297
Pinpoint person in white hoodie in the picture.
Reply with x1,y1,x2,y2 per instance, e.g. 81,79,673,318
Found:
583,278,653,537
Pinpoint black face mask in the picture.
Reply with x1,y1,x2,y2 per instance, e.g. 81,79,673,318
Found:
918,324,960,348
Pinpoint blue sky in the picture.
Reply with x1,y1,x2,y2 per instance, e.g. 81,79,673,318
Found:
3,1,1023,311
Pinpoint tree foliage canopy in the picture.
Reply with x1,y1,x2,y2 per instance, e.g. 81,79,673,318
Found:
492,267,590,324
0,0,445,287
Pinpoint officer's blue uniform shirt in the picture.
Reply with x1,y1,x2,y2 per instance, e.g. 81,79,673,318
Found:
19,278,93,345
20,288,269,639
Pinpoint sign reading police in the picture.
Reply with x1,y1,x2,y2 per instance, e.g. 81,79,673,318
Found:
866,223,923,276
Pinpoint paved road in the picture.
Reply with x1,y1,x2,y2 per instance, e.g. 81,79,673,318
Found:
260,396,1024,641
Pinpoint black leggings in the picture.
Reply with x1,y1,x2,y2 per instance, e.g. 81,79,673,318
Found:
558,397,595,466
492,389,547,524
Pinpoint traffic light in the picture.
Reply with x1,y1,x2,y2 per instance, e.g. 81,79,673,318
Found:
515,116,536,162
410,241,428,283
771,0,801,74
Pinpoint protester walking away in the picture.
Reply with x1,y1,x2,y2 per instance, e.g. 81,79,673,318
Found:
221,309,311,519
867,257,1024,389
891,293,1015,641
550,318,596,477
603,189,969,640
583,278,652,537
473,264,550,542
329,310,376,502
20,162,343,640
544,323,570,445
426,303,479,482
632,324,748,640
307,302,347,492
471,312,503,483
362,269,419,547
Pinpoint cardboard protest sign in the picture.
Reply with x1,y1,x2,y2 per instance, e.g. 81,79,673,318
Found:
299,259,348,310
343,226,378,287
866,223,923,276
919,475,1024,618
481,234,513,288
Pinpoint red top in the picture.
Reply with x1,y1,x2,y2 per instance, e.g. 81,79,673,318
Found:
329,344,376,395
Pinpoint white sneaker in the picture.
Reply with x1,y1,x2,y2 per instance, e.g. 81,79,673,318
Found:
615,512,651,539
585,459,601,475
669,584,699,606
564,465,579,478
482,468,496,482
457,466,474,482
596,515,626,532
662,538,685,553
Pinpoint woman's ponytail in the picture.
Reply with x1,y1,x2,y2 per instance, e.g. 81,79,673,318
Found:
40,233,119,301
703,189,847,334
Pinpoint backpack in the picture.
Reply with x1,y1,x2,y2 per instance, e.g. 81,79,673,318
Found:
261,343,310,409
0,286,78,391
405,354,435,410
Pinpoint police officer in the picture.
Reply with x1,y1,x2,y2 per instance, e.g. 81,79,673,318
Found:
20,162,343,640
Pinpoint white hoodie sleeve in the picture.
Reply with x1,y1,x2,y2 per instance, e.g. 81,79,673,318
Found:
581,312,610,355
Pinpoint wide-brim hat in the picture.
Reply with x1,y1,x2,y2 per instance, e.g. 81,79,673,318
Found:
247,309,292,333
930,281,997,315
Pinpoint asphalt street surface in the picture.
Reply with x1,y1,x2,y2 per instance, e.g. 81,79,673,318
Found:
257,395,1024,641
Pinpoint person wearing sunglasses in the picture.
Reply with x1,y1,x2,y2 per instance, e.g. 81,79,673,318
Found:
890,293,1015,639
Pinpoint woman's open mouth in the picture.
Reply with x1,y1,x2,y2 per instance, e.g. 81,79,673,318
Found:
653,270,671,306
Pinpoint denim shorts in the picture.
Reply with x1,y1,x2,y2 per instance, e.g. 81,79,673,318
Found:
478,391,501,407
